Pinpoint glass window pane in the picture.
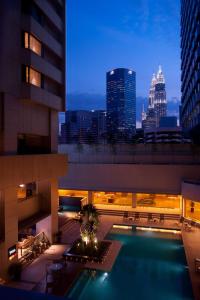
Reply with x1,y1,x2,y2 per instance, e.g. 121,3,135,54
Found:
29,68,41,87
30,35,41,56
24,32,29,48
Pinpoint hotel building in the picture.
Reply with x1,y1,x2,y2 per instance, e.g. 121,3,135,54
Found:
0,0,66,278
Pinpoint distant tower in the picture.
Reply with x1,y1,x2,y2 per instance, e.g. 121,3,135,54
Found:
106,68,136,141
149,73,156,108
142,66,167,130
154,65,167,127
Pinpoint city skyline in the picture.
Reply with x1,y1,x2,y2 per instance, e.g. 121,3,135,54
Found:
67,0,180,112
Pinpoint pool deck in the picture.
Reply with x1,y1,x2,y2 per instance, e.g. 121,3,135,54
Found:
4,214,200,299
182,228,200,300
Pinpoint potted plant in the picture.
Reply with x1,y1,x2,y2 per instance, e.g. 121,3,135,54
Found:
190,201,195,213
8,262,22,281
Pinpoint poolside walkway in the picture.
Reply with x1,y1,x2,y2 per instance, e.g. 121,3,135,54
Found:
6,244,69,291
182,227,200,300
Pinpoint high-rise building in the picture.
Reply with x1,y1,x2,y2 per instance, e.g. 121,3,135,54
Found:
154,66,167,126
0,0,66,278
106,68,136,141
142,66,167,130
180,0,200,143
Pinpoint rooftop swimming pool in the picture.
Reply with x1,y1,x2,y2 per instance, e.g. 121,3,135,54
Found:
67,227,193,300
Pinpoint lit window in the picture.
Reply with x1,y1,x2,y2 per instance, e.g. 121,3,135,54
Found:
24,32,42,56
26,66,41,87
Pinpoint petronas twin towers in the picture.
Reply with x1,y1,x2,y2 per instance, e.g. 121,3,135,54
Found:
142,66,167,130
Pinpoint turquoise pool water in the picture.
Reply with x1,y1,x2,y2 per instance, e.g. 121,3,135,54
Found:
67,228,193,300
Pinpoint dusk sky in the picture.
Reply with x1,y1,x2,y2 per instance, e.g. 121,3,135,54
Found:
67,0,180,118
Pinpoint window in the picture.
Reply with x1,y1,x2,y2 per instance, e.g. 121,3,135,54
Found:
17,182,36,200
24,32,42,56
26,66,41,87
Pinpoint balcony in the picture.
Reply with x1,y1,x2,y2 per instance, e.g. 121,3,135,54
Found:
34,0,63,32
21,82,62,111
21,49,63,84
21,16,63,58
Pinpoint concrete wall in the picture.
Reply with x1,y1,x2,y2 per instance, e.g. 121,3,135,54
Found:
59,163,200,195
18,196,40,222
182,182,200,202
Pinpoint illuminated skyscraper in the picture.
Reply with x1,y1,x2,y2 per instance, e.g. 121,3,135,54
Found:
154,66,167,127
106,68,136,141
142,66,167,130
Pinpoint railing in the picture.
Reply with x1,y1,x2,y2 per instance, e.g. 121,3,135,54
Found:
18,232,51,265
59,144,200,165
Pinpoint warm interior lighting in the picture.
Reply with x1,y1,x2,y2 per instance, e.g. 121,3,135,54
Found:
24,32,41,56
136,227,181,234
26,66,41,87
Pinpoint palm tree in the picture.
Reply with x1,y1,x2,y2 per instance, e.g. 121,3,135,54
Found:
79,204,99,246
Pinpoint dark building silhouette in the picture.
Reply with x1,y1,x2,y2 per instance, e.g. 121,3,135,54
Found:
60,110,107,144
159,116,178,128
180,0,200,143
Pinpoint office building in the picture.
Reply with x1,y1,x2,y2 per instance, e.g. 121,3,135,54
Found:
106,68,136,141
180,0,200,143
60,110,107,144
0,0,66,278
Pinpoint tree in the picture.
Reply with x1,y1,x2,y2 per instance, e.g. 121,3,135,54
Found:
79,204,99,246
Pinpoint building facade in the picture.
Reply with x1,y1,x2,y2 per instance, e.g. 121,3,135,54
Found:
60,110,107,144
0,0,66,278
180,0,200,143
106,68,136,141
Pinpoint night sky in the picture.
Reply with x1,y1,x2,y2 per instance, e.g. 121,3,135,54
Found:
66,0,181,125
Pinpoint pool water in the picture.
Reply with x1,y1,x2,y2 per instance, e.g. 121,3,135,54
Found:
67,229,193,300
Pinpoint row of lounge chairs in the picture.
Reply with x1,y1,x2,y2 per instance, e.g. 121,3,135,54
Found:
123,211,165,223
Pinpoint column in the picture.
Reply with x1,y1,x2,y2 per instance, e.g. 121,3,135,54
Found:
88,191,93,204
132,193,137,208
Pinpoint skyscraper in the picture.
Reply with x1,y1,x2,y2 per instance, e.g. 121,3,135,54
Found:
106,68,136,141
180,0,200,143
142,66,167,130
154,66,167,127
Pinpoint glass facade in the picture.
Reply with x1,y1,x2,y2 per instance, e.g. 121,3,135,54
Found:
106,68,136,140
185,199,200,222
58,189,88,197
93,192,132,206
136,194,181,209
180,0,200,142
59,189,181,212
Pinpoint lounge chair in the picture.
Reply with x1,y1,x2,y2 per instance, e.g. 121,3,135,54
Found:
134,212,140,222
123,211,128,221
160,214,164,223
148,213,153,223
